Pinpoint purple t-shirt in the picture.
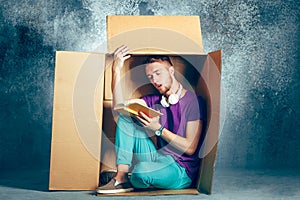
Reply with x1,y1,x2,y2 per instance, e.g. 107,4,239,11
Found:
142,90,206,181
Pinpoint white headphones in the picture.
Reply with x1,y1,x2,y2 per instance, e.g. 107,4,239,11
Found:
160,83,183,107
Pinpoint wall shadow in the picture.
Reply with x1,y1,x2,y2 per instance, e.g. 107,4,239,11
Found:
0,169,50,191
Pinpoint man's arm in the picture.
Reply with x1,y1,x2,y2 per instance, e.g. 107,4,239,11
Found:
111,45,147,108
160,120,202,155
137,112,203,155
111,45,131,108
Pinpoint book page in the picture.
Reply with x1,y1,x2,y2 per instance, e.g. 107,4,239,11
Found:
114,102,163,118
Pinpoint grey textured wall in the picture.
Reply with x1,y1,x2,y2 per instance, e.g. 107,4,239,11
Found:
0,0,299,170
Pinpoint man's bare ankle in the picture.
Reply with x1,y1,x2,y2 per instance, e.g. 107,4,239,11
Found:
115,173,129,183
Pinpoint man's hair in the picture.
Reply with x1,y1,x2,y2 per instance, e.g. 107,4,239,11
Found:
143,55,173,66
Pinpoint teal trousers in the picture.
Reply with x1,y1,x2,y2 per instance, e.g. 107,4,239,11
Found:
115,114,192,189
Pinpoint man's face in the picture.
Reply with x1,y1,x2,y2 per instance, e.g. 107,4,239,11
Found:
145,61,173,95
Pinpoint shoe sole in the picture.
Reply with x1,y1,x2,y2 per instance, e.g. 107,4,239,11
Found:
97,187,134,194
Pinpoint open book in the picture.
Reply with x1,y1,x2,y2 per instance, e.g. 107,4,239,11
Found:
114,102,163,118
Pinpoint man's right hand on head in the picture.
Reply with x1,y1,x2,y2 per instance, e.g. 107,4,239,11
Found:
112,45,131,71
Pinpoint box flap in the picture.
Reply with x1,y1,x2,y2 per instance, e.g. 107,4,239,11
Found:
196,50,222,194
49,51,105,190
107,16,203,54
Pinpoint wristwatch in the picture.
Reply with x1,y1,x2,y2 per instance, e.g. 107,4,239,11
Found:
154,125,164,136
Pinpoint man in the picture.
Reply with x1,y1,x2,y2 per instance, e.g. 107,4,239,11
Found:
97,45,206,194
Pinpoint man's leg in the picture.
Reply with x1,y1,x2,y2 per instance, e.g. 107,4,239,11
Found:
130,155,192,189
115,115,191,190
97,114,157,194
114,114,157,182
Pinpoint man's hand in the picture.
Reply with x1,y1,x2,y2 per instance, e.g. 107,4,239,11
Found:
112,45,131,72
136,111,161,131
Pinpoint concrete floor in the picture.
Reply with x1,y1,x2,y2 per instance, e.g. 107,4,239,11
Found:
0,168,299,200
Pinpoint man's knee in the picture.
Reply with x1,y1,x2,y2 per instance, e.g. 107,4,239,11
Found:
130,162,153,188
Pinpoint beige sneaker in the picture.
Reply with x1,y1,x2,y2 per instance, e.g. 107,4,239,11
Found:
96,178,134,194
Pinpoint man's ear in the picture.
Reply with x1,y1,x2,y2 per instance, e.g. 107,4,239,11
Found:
169,66,175,76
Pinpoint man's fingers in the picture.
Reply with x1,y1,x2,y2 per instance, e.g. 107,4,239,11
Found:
135,116,148,126
114,45,130,61
120,45,129,52
115,45,129,55
138,111,150,121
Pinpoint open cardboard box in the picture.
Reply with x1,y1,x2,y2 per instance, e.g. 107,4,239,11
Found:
49,16,221,196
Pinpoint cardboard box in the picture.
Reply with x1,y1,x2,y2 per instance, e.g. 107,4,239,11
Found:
100,52,221,196
49,16,221,195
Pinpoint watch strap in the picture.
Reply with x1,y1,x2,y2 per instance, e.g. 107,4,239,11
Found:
155,125,164,136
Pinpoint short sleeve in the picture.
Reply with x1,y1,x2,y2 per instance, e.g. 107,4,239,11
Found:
185,95,207,122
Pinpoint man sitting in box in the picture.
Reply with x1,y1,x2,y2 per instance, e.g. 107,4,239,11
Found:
97,45,206,194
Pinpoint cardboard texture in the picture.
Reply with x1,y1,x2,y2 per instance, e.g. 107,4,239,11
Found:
49,16,222,195
106,15,203,54
49,52,105,190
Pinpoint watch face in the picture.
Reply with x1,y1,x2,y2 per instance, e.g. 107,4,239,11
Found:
155,130,161,136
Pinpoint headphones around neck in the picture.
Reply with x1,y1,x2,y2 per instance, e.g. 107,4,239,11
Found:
160,84,183,107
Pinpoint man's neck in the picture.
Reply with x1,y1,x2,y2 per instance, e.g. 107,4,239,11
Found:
166,81,180,97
